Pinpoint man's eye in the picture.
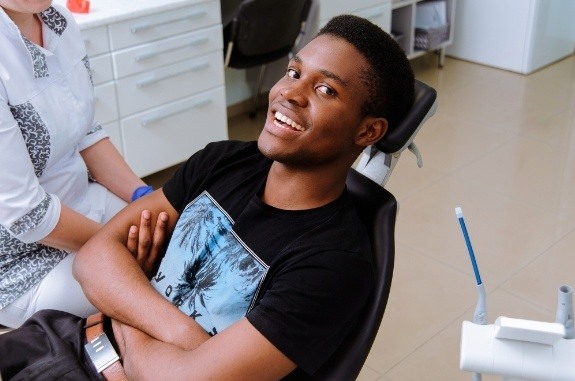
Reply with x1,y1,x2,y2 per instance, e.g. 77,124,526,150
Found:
317,85,336,96
287,68,299,79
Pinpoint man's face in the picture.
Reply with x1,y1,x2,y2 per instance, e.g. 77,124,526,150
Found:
258,34,372,168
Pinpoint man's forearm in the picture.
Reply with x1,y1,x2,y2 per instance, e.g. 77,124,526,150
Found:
113,317,296,381
113,320,211,380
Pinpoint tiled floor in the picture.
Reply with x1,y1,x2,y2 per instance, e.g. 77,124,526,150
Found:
144,52,575,380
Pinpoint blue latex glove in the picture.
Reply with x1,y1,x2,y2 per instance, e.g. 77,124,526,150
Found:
131,185,154,202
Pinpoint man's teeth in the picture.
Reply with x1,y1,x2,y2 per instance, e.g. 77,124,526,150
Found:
274,112,305,131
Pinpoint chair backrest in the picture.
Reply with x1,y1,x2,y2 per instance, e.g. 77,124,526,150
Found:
224,0,312,69
312,168,397,380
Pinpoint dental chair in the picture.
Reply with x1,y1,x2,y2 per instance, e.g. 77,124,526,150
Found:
313,79,437,380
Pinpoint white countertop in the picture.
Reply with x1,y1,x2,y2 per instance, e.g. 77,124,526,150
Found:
52,0,215,29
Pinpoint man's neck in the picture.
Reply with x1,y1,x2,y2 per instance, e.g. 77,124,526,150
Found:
260,162,349,210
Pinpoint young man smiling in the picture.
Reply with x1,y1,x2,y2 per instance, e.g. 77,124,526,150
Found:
0,15,414,381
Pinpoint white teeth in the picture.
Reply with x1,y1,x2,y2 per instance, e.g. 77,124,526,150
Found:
274,111,305,131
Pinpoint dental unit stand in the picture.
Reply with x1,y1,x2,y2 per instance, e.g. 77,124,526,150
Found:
456,208,575,381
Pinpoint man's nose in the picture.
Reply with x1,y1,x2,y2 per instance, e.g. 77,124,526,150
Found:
281,81,308,107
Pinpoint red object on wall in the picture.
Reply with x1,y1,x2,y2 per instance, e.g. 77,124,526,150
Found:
66,0,90,13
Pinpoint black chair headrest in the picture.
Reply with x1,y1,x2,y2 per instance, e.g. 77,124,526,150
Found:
374,79,437,154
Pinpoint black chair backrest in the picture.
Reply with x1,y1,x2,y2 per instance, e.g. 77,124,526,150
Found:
375,79,437,154
312,168,397,380
224,0,312,69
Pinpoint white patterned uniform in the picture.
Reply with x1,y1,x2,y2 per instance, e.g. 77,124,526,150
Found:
0,5,120,323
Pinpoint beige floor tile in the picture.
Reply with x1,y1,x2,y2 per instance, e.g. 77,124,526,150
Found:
364,245,476,374
434,57,575,135
502,228,575,313
455,135,575,217
523,108,575,149
393,174,575,286
410,111,515,174
356,365,383,381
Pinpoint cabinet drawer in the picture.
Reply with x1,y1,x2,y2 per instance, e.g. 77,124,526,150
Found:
94,82,118,124
116,50,224,116
112,25,223,79
319,0,385,21
108,1,221,50
82,26,110,57
89,54,113,85
121,86,228,177
102,121,122,155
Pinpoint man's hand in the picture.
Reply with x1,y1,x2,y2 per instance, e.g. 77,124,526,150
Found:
126,210,169,278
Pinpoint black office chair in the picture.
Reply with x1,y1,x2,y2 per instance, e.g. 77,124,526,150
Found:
312,80,438,380
223,0,312,117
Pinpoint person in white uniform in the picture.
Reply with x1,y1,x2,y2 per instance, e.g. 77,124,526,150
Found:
0,0,153,328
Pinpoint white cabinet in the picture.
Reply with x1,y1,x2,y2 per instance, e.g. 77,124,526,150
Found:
446,0,574,74
391,0,456,66
81,0,228,177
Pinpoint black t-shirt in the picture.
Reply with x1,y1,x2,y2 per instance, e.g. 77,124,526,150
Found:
160,140,374,378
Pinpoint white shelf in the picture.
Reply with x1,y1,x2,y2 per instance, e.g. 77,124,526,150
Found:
317,0,456,66
392,0,456,67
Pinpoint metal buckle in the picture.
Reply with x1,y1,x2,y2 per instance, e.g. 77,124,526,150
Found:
84,333,120,373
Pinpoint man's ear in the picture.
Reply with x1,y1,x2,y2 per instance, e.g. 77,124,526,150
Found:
355,117,388,147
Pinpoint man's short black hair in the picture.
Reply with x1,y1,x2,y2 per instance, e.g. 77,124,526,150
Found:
317,14,415,130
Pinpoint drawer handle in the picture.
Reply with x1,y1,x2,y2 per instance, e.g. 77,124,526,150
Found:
130,11,207,33
140,99,212,126
135,38,210,61
136,63,210,88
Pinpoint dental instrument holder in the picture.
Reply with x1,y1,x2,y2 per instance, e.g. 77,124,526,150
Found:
555,285,574,339
469,283,487,381
460,285,575,381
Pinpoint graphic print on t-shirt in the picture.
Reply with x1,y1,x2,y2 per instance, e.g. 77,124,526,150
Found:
151,191,268,336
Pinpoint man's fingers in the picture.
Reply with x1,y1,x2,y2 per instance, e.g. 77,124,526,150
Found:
127,225,138,255
127,210,168,277
137,210,152,257
151,212,168,251
143,212,169,273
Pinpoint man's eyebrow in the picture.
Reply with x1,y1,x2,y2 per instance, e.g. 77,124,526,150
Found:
292,54,349,88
